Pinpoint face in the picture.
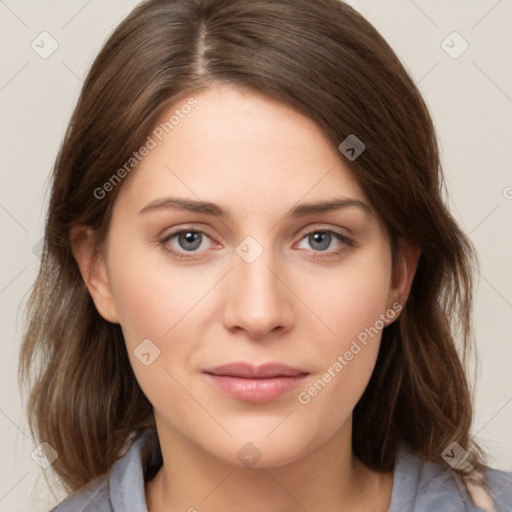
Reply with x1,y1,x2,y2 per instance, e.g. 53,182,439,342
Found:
85,83,409,468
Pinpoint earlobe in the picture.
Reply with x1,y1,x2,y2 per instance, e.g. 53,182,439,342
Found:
70,225,119,324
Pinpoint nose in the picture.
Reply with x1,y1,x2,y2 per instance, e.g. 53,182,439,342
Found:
222,243,295,340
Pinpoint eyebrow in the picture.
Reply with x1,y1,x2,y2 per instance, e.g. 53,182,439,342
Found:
138,196,372,218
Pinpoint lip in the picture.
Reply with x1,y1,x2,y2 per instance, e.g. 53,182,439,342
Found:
203,362,307,378
202,363,309,403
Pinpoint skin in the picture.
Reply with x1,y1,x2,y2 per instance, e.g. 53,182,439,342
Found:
73,83,420,511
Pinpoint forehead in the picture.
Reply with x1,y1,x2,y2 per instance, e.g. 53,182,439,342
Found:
116,83,368,215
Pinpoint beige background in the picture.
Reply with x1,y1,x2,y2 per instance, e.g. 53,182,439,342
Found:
1,0,511,510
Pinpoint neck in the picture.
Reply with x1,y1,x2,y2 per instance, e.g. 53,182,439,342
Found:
145,418,394,512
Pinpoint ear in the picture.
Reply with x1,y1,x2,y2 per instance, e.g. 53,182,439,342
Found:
70,225,119,324
386,239,421,320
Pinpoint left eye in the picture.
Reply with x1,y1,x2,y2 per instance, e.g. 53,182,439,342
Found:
296,229,351,253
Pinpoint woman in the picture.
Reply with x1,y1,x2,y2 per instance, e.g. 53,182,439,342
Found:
19,0,512,510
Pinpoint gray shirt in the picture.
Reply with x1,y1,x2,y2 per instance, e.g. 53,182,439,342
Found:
52,429,512,511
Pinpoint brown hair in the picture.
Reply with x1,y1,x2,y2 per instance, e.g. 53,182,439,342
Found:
19,0,484,494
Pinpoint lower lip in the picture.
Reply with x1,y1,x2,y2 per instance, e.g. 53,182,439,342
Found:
203,373,308,403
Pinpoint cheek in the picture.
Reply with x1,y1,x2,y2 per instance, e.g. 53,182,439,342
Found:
310,242,393,346
106,246,200,415
105,234,220,394
106,236,209,344
296,244,392,416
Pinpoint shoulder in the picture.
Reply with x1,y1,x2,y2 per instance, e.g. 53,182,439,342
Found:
50,429,160,512
388,444,512,511
477,466,512,511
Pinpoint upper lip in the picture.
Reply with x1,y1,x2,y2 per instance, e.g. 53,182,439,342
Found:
203,363,308,379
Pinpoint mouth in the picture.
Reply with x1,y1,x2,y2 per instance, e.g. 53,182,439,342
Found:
202,363,309,403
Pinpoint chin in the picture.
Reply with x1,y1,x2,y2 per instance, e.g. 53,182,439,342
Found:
205,431,315,469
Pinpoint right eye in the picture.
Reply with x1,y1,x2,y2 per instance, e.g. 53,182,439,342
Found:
160,229,217,259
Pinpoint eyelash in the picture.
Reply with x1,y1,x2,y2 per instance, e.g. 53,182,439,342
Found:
159,227,354,261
